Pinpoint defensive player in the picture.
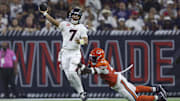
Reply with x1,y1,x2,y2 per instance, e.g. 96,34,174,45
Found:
76,48,168,101
39,5,88,101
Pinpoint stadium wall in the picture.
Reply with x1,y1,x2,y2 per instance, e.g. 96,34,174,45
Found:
0,30,180,98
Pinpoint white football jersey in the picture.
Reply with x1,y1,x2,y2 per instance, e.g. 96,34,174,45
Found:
58,21,88,50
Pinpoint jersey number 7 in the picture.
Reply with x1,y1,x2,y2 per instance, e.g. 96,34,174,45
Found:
69,29,77,41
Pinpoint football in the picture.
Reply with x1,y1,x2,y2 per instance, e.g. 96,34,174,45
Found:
39,3,48,11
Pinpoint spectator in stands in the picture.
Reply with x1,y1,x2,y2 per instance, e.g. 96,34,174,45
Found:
143,0,161,13
68,0,85,7
0,3,9,24
82,6,97,25
0,25,7,35
125,11,145,31
158,0,168,8
33,0,48,5
161,16,175,30
8,18,22,31
41,20,54,32
0,14,8,28
84,10,99,31
0,0,10,4
86,19,96,31
98,6,117,29
54,0,69,20
144,7,161,31
144,7,160,21
9,0,23,19
24,15,37,32
128,0,143,13
15,12,23,26
37,12,46,29
113,2,130,20
85,0,102,13
49,0,59,6
97,17,113,30
0,0,179,31
67,0,82,9
0,42,18,98
23,0,38,15
116,18,129,30
146,19,160,31
176,0,180,10
175,9,180,29
160,0,177,19
0,14,7,35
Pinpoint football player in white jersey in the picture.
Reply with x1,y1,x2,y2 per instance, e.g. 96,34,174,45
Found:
39,5,88,101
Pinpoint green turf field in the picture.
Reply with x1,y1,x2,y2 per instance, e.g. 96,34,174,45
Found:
0,98,180,101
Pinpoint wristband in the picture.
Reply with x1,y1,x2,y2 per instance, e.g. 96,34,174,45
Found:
79,39,85,45
43,12,48,16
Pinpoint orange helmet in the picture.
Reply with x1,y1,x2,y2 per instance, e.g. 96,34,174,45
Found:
89,48,105,63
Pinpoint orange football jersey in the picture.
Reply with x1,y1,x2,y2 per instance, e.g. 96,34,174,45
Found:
89,59,118,87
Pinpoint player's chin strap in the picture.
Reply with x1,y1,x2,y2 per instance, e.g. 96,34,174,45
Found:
115,64,134,74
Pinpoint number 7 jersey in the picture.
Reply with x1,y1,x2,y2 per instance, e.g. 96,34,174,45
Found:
58,21,88,50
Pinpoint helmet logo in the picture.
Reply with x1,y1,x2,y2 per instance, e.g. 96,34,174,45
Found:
96,50,102,54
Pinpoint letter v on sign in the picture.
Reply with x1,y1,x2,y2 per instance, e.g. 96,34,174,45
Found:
15,42,35,85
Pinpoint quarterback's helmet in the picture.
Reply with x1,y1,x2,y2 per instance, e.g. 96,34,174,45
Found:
89,48,105,63
69,7,82,24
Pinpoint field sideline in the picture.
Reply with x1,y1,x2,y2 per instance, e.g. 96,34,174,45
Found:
0,98,180,101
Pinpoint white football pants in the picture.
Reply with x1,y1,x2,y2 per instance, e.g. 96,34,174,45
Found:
58,49,84,94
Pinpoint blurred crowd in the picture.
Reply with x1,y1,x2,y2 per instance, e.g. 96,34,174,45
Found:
0,0,180,34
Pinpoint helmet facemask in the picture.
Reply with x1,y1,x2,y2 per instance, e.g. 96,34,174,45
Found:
89,54,102,65
90,55,97,62
70,14,80,24
90,55,98,65
69,8,82,24
89,48,105,65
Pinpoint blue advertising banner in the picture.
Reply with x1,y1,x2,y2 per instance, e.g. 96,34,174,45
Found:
0,30,180,98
